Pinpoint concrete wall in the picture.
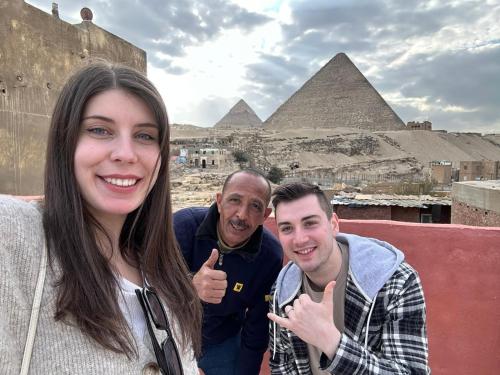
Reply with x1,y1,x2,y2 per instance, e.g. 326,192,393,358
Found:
261,218,500,375
0,1,146,195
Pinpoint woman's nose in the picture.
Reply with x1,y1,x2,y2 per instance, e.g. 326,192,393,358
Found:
110,136,138,163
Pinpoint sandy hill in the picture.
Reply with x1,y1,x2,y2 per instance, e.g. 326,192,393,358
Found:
380,131,500,166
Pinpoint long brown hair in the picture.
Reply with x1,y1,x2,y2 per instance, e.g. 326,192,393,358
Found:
43,61,202,357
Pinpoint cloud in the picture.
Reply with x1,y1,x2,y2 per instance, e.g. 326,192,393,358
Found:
27,0,270,74
24,0,500,131
238,0,500,130
175,96,236,126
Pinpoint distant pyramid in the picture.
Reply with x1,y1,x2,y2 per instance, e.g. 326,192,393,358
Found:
264,53,405,131
214,99,263,128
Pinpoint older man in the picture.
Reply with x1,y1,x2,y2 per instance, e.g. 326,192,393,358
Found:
174,169,283,375
268,182,429,374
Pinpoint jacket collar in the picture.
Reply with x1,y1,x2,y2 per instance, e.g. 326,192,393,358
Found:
195,203,264,261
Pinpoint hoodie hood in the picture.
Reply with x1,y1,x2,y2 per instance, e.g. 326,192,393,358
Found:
275,233,404,307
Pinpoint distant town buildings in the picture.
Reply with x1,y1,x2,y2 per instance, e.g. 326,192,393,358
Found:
451,180,500,227
459,161,500,181
175,147,229,169
407,121,432,130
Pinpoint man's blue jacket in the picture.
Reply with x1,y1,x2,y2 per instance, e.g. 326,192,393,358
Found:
174,204,283,375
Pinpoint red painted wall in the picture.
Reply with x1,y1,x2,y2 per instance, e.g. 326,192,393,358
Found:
261,218,500,375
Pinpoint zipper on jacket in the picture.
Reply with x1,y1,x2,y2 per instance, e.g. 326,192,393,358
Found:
218,253,224,266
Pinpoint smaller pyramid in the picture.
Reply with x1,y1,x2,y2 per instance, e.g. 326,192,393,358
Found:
214,99,263,128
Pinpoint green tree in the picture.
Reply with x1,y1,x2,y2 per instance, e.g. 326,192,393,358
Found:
233,150,249,163
267,166,284,184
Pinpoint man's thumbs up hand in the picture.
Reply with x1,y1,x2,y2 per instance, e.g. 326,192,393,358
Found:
267,280,341,359
204,248,219,269
192,249,228,304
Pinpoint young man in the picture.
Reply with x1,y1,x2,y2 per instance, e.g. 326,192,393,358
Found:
174,169,283,375
268,182,429,374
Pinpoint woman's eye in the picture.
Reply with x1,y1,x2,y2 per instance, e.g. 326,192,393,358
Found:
87,127,110,136
137,133,156,141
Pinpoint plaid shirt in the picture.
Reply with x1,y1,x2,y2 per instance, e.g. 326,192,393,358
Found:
269,261,430,374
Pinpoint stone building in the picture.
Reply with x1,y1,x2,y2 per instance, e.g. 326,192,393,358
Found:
407,121,432,130
188,147,229,169
451,180,500,227
0,1,146,195
459,160,499,181
430,160,452,185
264,52,406,131
214,99,262,128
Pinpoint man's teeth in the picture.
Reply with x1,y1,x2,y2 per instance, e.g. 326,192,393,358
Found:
104,178,137,187
230,222,247,231
297,247,314,255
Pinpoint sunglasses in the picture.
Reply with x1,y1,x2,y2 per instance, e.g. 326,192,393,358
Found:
135,282,184,375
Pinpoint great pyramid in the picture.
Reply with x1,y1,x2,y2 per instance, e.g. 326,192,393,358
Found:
264,53,406,131
214,99,263,128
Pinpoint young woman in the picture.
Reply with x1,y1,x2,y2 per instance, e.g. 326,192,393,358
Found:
0,62,202,374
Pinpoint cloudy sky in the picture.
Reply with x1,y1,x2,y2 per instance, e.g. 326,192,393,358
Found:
27,0,500,133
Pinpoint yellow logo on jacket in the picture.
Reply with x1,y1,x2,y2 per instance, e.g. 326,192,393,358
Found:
233,282,244,292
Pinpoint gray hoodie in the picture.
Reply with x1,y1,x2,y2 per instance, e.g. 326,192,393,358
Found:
271,232,405,358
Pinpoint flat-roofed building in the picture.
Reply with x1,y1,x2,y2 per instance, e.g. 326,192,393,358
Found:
451,180,500,227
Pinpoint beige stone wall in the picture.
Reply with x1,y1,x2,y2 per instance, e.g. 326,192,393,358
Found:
0,1,146,194
431,164,452,184
482,161,499,180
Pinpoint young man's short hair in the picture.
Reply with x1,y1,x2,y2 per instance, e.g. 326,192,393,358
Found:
272,182,333,219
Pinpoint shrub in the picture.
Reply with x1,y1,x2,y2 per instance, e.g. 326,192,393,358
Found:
267,166,284,184
233,150,249,163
